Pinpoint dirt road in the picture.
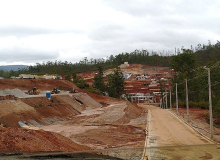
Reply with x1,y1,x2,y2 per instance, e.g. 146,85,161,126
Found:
139,105,213,159
142,105,210,147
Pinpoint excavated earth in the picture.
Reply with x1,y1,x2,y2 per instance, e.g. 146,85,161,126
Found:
0,79,78,91
0,125,90,152
0,68,217,156
0,79,147,153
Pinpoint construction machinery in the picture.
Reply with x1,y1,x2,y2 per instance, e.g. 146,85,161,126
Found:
27,87,41,95
69,88,78,93
51,87,60,94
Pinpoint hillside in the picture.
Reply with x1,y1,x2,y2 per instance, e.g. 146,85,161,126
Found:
0,125,90,152
0,79,79,91
0,65,28,71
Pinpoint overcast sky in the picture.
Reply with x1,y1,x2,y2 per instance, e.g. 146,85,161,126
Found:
0,0,220,65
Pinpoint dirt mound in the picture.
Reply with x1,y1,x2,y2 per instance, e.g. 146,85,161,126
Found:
54,95,86,112
88,102,126,124
73,93,102,109
116,101,146,124
20,96,80,122
0,96,81,128
82,89,120,103
0,100,40,127
40,100,148,150
64,101,145,125
70,125,145,149
0,126,90,152
0,79,79,91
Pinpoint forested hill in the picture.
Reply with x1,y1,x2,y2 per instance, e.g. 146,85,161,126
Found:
1,41,220,77
0,65,28,71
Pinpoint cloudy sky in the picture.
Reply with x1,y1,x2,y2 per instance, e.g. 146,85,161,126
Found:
0,0,220,65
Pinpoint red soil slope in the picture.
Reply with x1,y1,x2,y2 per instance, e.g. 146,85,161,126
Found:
0,126,90,152
0,79,79,91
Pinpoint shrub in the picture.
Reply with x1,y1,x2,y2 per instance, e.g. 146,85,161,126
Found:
35,104,43,108
74,76,89,89
86,87,102,95
197,101,209,109
178,100,186,108
189,101,197,108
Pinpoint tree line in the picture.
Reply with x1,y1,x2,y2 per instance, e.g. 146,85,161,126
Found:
170,41,220,126
1,40,220,124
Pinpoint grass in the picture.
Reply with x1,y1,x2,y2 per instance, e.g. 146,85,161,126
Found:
34,104,43,108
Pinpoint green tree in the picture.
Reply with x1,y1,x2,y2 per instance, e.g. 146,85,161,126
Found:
171,49,196,76
72,71,77,79
93,66,105,92
73,76,89,89
106,67,125,98
65,72,71,81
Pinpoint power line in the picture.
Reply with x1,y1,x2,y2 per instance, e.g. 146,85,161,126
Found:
173,60,220,85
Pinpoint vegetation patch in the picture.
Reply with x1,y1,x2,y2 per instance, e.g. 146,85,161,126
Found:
34,104,43,108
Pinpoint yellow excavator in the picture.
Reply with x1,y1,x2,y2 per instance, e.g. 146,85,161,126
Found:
27,87,41,95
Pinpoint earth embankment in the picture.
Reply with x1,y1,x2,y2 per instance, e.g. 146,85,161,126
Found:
0,125,90,152
0,78,148,153
0,95,82,127
0,79,78,91
41,100,147,150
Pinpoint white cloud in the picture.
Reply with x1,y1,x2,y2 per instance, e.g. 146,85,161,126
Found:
0,0,219,65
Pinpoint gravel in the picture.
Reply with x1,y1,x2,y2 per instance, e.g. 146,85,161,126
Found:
0,89,28,98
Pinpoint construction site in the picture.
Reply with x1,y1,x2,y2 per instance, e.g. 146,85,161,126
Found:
0,64,220,159
80,63,173,105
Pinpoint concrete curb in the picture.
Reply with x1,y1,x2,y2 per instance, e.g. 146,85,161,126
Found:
169,110,215,144
141,110,150,160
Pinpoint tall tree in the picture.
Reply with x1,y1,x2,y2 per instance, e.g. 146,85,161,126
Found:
93,66,105,92
106,67,125,98
171,49,196,77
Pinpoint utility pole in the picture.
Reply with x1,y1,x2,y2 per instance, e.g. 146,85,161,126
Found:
208,68,213,139
185,79,189,122
165,89,168,109
176,83,179,115
160,98,162,108
170,86,172,110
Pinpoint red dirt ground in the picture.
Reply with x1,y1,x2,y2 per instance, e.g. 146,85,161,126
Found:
0,79,79,91
0,125,90,152
41,100,147,150
173,107,220,142
69,125,145,149
0,96,81,128
0,78,147,152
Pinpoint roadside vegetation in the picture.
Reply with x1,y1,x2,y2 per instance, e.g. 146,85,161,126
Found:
171,41,220,126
